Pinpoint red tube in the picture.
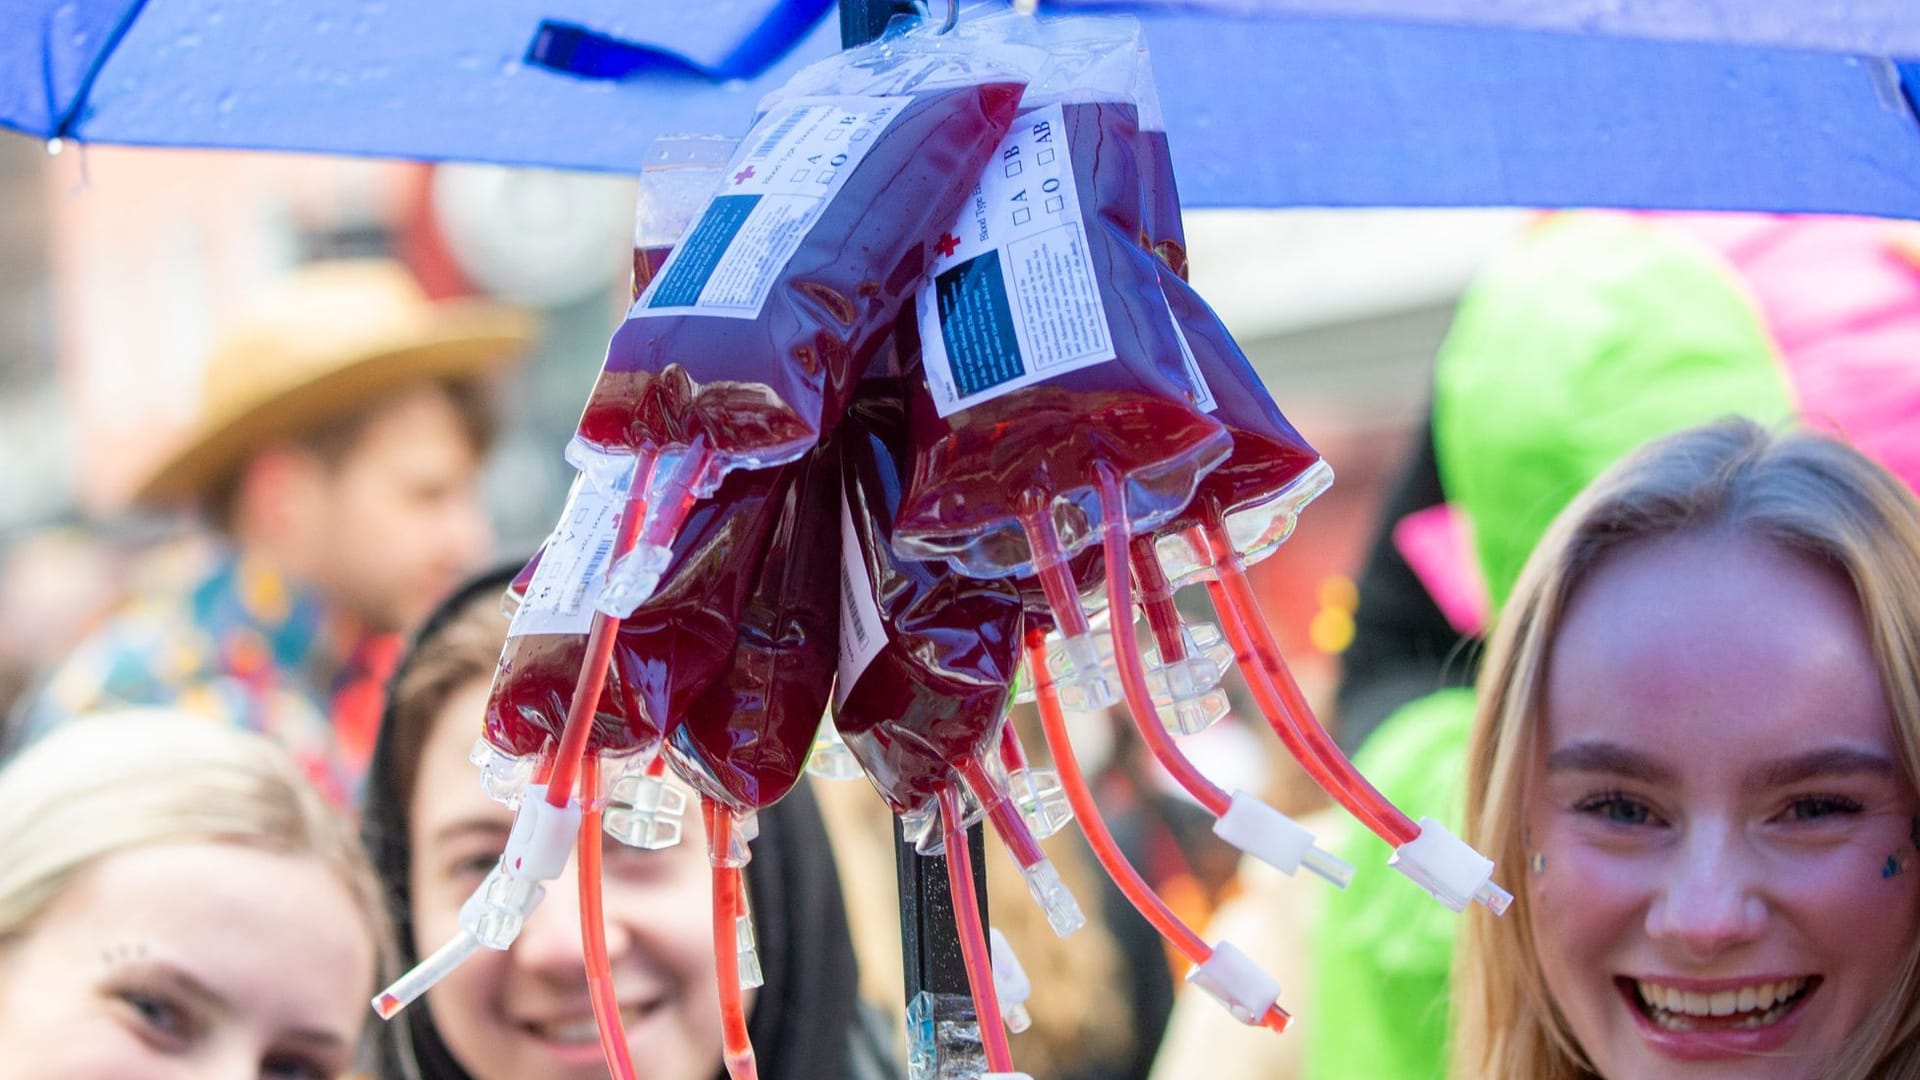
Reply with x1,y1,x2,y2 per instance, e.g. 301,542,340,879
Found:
549,437,717,809
708,802,760,1080
1021,493,1093,639
1028,631,1290,1034
1130,533,1190,663
544,465,655,808
1095,466,1230,818
1199,514,1417,847
956,755,1047,871
938,785,1017,1073
997,721,1027,778
578,761,640,1080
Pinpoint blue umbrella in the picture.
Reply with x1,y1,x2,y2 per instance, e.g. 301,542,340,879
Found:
3,0,1918,213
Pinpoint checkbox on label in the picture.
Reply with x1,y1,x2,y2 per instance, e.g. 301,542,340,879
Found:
791,170,810,183
826,128,845,140
1012,207,1031,226
1045,195,1065,214
1037,148,1055,165
1004,160,1023,178
818,171,836,184
852,128,871,141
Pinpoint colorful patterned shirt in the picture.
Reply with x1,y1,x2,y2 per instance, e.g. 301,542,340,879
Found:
20,548,361,803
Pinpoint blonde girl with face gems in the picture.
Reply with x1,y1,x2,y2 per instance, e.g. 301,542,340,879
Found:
0,712,391,1080
362,568,901,1080
1453,419,1920,1080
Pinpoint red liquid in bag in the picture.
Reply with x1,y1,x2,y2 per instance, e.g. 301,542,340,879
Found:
1161,267,1322,524
483,466,795,760
576,82,1027,473
667,443,842,810
893,101,1231,576
1133,119,1321,526
834,376,1026,816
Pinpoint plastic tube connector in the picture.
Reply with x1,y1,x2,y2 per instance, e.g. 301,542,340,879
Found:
1020,859,1087,937
1050,632,1118,712
1143,623,1235,734
1389,816,1512,915
987,928,1033,1035
468,738,535,808
708,808,759,868
603,771,689,850
1211,790,1354,889
903,789,983,856
1185,941,1283,1026
373,786,583,1019
1005,766,1074,839
734,912,764,990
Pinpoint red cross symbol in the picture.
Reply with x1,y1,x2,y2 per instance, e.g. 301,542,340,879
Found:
733,165,756,184
935,233,960,258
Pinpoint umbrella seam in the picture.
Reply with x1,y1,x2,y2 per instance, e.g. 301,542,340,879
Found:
53,0,155,140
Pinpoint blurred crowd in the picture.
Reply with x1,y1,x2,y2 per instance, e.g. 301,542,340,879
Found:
4,208,1920,1080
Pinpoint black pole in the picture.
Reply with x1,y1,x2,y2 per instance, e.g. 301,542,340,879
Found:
834,5,996,1069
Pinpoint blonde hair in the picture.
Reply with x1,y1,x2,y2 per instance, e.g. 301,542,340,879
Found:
0,711,394,982
1454,418,1920,1080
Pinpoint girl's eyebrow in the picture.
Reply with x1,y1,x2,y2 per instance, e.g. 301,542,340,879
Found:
1545,739,1674,784
426,817,512,847
1747,746,1897,788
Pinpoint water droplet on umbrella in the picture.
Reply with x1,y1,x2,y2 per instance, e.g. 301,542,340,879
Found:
217,92,238,114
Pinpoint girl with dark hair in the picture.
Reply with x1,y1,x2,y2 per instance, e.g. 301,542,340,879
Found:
362,566,900,1080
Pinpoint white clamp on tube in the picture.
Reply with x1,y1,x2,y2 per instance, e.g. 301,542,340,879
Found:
988,928,1033,1035
1389,815,1512,915
1211,789,1354,889
1185,941,1283,1026
373,784,583,1018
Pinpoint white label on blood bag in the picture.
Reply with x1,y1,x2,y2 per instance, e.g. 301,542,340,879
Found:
1166,295,1218,413
835,487,887,709
510,478,623,638
916,103,1115,419
631,96,907,321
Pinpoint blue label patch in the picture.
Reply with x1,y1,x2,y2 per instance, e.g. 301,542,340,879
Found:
934,251,1023,398
648,195,760,308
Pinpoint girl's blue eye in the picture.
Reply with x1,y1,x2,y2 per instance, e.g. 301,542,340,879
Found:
116,987,193,1045
1576,791,1655,826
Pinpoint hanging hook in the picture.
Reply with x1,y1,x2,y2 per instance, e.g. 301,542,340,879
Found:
938,0,958,35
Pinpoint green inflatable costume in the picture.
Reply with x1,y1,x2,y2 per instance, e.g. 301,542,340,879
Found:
1304,213,1795,1080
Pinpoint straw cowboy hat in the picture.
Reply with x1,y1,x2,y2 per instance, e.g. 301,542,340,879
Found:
133,259,534,507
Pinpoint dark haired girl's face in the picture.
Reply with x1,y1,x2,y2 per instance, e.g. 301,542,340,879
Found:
408,678,727,1080
1527,532,1920,1079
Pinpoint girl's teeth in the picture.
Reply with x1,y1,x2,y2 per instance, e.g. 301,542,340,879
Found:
543,1019,600,1043
1634,977,1809,1024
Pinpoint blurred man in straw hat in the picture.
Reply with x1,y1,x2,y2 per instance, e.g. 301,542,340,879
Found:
15,259,530,800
